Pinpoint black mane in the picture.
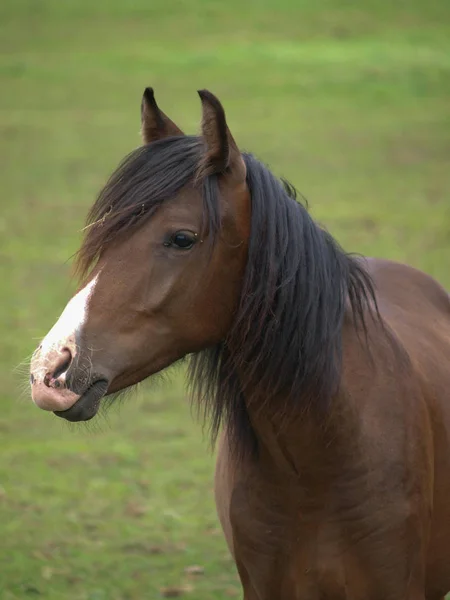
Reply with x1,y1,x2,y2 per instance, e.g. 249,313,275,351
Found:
190,153,378,458
78,136,378,459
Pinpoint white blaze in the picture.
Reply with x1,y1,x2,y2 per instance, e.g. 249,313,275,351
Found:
40,273,99,356
30,273,101,408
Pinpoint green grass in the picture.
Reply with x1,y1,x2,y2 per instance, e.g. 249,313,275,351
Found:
1,0,449,597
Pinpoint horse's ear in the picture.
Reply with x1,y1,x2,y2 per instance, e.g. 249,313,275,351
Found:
197,90,246,181
140,87,184,144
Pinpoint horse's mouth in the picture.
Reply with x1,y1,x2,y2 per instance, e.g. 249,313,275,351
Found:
53,379,109,422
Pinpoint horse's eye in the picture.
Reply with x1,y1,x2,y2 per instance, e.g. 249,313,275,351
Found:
166,231,197,250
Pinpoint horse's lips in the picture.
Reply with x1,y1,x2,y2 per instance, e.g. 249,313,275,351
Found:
53,380,109,422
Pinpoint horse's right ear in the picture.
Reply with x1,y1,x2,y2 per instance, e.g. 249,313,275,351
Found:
197,90,246,182
140,88,184,144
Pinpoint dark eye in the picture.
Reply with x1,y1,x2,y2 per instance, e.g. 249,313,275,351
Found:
164,230,197,250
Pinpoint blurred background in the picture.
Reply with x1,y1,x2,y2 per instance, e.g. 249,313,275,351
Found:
1,0,449,598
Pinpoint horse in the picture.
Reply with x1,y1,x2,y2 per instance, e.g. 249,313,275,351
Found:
29,88,450,599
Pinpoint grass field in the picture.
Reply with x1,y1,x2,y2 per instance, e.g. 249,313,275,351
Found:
1,0,449,598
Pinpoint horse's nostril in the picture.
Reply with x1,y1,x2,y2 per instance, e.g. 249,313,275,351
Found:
30,374,35,384
53,350,72,380
43,349,73,388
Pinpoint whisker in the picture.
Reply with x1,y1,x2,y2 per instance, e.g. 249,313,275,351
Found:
13,352,35,373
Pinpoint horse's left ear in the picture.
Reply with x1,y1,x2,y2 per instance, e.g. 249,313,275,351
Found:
141,87,184,144
197,90,246,182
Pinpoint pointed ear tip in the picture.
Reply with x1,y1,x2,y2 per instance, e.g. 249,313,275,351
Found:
197,89,216,102
197,90,225,114
197,89,208,100
143,87,155,100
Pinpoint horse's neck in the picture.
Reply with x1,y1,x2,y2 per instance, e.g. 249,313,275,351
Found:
244,389,357,489
237,317,369,482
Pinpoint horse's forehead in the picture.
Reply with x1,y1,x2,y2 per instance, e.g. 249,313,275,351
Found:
139,188,203,227
101,189,206,253
166,185,204,210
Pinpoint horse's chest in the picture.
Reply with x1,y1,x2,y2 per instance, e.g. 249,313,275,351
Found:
227,480,411,600
228,482,352,599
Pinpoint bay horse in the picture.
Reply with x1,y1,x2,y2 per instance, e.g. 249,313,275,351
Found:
30,88,450,599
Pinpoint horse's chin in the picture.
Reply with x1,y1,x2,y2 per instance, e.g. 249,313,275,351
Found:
54,379,109,422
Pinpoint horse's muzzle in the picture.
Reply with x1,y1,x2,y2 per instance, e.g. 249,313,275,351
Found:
53,379,109,421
